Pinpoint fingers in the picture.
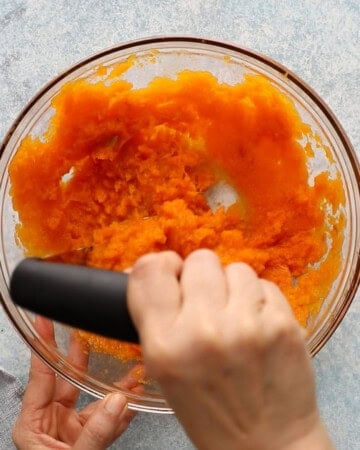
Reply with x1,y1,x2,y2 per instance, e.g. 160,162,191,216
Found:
259,279,305,344
260,279,306,351
114,362,146,392
225,263,265,314
73,393,130,450
181,249,227,311
80,396,137,429
21,352,56,413
222,263,266,350
12,424,70,450
260,279,295,318
221,263,306,366
32,317,89,410
21,317,57,412
34,315,56,345
127,251,183,336
54,331,89,408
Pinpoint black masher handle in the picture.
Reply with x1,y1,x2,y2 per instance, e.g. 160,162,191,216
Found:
10,258,139,343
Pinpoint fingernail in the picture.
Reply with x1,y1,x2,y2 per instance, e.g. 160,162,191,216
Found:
104,393,126,415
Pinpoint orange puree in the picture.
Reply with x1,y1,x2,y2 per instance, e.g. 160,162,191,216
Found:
9,64,344,360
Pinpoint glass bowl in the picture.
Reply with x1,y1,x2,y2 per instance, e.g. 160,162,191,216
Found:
1,36,359,413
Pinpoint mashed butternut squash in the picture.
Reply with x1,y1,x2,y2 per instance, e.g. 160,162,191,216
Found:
9,61,344,360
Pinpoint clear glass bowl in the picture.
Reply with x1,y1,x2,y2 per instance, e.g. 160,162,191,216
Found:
1,36,359,413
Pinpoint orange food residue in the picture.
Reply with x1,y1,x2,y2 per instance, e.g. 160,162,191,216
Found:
9,63,345,360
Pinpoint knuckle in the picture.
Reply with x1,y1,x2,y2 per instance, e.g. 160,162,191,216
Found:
192,323,223,358
261,279,288,304
156,250,182,268
188,320,244,362
261,278,279,291
233,321,263,353
160,251,183,273
132,253,161,279
226,262,258,280
144,324,224,381
132,251,181,281
185,248,219,266
143,338,182,381
268,316,302,345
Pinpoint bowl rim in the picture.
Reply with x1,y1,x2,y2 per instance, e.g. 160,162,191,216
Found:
1,35,359,411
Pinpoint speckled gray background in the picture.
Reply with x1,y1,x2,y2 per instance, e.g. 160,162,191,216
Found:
0,1,359,449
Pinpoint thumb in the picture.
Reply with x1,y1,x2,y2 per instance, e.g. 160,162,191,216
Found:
73,393,128,450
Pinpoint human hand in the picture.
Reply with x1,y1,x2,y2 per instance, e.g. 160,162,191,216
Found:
128,249,334,450
13,317,134,450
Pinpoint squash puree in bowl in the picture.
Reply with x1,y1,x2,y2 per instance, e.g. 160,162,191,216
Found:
8,58,344,361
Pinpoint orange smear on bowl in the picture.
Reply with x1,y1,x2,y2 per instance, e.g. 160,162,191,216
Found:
9,65,344,360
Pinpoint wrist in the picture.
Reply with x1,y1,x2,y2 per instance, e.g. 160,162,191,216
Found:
281,419,335,450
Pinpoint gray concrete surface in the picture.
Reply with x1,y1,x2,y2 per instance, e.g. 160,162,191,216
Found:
0,1,359,449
